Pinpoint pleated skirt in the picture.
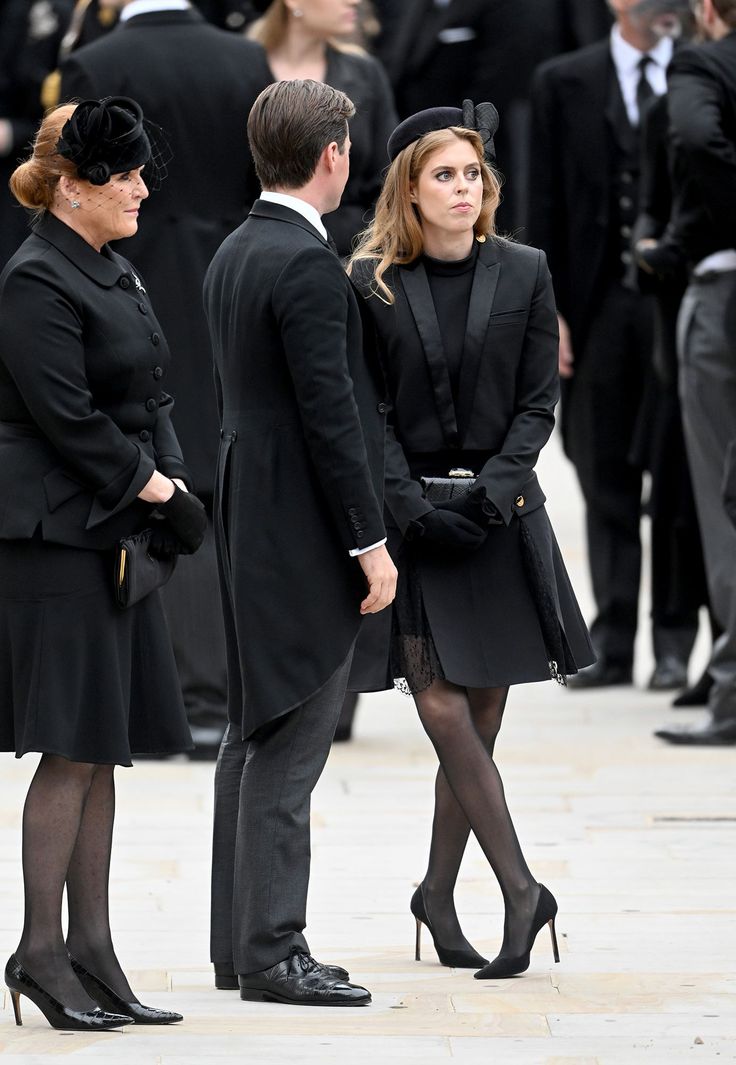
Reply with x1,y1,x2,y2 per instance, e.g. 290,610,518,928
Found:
0,538,192,766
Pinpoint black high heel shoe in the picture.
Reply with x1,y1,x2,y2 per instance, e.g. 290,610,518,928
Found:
4,954,132,1031
69,956,183,1025
474,883,560,980
411,885,488,968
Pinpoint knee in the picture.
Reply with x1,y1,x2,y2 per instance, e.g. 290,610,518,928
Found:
415,690,467,742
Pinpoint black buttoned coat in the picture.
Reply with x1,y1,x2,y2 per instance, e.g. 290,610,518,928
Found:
204,200,387,736
350,237,594,690
0,212,190,549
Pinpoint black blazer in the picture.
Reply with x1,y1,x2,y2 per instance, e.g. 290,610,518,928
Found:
529,39,631,351
59,7,272,494
204,200,386,736
352,238,559,533
0,213,190,549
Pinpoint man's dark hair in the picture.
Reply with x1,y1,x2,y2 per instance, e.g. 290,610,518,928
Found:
247,80,355,190
713,0,736,26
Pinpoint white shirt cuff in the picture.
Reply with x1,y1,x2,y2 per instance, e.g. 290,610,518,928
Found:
349,537,387,558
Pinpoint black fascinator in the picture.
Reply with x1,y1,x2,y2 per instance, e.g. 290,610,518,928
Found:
387,99,500,164
56,96,171,189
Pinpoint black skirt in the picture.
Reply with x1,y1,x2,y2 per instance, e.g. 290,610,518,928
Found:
0,538,192,766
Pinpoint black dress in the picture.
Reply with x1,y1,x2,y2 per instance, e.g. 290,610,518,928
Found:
0,213,193,765
349,237,595,695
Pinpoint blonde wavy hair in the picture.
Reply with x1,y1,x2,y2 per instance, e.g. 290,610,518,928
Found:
247,0,366,54
349,127,502,304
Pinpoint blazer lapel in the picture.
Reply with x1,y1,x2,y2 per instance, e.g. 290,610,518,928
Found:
456,243,500,439
400,260,459,448
603,53,636,156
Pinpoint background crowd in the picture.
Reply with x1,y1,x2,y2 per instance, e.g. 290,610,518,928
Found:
1,0,734,750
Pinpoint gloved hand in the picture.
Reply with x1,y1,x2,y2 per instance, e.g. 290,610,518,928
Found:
156,484,207,554
437,489,503,526
148,518,182,560
413,508,486,554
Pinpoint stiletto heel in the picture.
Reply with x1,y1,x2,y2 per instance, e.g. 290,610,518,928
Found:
10,988,22,1026
474,884,559,980
4,955,132,1031
410,884,488,968
69,956,183,1025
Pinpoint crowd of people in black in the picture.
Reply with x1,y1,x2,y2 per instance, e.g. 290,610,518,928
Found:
0,0,735,1024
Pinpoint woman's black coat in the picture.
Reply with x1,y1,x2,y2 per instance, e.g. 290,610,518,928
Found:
0,213,190,549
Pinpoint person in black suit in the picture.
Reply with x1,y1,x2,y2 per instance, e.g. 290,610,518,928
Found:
349,104,593,980
247,0,398,255
640,0,736,744
204,80,396,1006
0,98,206,1030
529,0,684,689
58,0,272,757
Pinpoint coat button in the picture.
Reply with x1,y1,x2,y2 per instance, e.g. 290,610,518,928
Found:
619,195,633,210
138,302,148,314
139,429,150,442
356,530,364,539
151,332,160,346
515,495,525,508
152,366,163,379
119,275,131,289
377,402,387,414
145,398,157,412
348,507,357,516
230,430,237,442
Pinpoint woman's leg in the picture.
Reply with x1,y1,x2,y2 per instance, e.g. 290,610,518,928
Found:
15,754,99,1010
418,686,509,951
414,679,539,958
65,764,136,1001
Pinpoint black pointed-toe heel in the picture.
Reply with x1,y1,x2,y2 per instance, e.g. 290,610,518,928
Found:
410,885,488,968
474,883,560,980
4,954,132,1031
69,956,183,1025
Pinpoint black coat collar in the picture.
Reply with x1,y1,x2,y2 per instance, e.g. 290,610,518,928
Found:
399,238,501,445
249,198,329,248
33,213,126,288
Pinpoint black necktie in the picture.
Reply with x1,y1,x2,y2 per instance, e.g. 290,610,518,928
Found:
636,55,655,124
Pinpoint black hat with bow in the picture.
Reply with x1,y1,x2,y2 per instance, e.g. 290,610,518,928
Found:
56,96,151,186
387,100,499,164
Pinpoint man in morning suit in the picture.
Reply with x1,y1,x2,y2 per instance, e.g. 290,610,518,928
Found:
528,0,693,690
645,0,736,744
59,0,271,757
204,80,397,1006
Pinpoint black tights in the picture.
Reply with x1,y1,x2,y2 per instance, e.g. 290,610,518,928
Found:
414,680,539,958
16,754,136,1010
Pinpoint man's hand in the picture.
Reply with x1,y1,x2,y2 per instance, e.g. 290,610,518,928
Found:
357,544,397,615
558,313,574,378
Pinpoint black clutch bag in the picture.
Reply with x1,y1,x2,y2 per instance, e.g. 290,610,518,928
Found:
114,528,177,609
420,468,476,503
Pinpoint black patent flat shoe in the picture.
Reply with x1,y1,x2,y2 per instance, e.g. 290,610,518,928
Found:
411,884,488,968
69,956,182,1025
215,958,349,989
239,951,370,1006
5,954,132,1031
474,884,560,980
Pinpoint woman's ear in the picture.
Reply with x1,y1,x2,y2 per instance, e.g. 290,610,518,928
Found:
58,175,81,203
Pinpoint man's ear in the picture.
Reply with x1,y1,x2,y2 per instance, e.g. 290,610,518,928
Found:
323,140,340,174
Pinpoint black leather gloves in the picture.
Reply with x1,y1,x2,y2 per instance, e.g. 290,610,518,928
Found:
437,490,503,526
156,484,207,554
414,508,486,554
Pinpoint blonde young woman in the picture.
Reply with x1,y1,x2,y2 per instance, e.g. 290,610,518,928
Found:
349,104,594,979
247,0,397,254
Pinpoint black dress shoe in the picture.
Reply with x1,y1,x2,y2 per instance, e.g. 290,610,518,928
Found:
672,669,713,707
5,955,132,1031
567,660,632,689
69,957,183,1024
648,656,688,692
654,719,736,745
216,958,349,989
238,951,370,1006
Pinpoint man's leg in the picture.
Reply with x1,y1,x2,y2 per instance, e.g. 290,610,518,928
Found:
233,651,353,974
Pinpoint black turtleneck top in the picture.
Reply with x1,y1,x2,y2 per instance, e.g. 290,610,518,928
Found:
422,240,479,402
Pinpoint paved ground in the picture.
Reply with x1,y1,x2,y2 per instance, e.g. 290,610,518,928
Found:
1,435,734,1064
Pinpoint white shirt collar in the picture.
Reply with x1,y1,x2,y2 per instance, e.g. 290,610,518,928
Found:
259,191,328,241
120,0,190,22
610,24,673,74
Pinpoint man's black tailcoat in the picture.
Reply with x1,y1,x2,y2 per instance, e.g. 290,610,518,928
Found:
59,7,271,493
204,200,386,737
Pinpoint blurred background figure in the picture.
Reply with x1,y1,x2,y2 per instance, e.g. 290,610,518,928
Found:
528,0,689,691
246,0,397,256
0,0,74,267
57,0,271,758
378,0,613,233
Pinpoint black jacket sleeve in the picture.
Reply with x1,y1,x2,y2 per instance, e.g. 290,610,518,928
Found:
271,246,386,553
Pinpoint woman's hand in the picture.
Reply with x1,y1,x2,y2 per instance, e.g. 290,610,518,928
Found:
557,314,574,379
138,470,175,504
414,509,486,554
156,484,207,554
